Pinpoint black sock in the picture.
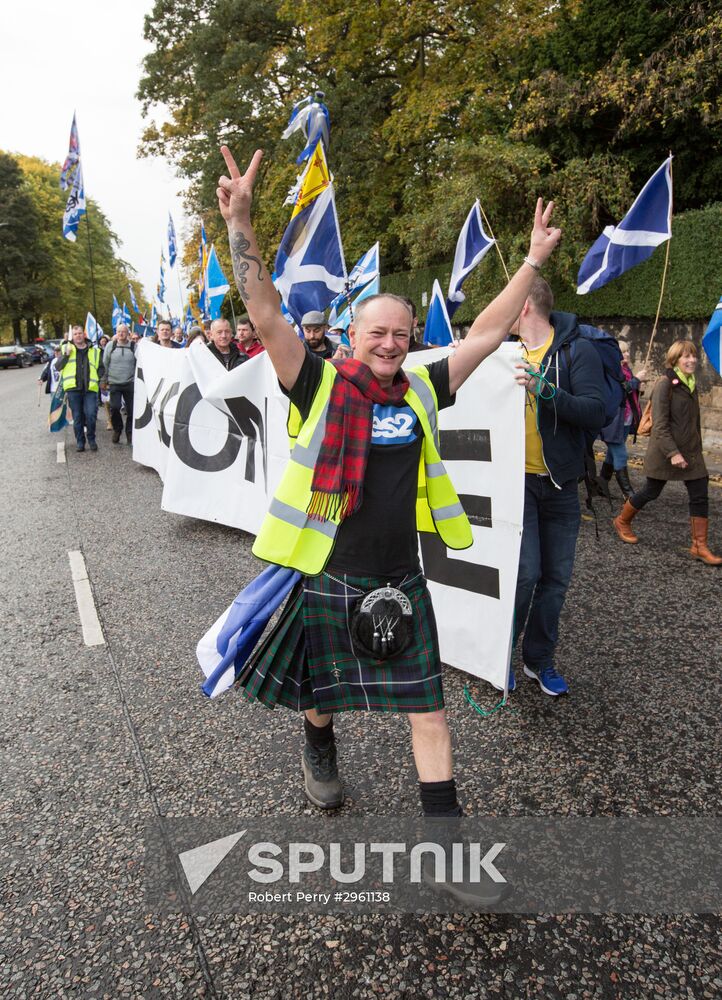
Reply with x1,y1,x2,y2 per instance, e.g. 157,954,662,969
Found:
304,716,334,750
419,779,464,817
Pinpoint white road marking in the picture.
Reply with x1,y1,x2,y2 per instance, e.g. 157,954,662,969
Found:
67,550,105,646
57,442,66,464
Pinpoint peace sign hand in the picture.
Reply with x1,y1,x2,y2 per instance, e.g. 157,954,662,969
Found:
528,198,562,267
217,146,263,227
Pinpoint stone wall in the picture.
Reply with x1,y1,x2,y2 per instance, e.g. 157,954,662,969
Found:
589,318,722,452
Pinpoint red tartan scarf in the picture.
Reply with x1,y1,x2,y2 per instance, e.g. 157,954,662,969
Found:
307,359,410,522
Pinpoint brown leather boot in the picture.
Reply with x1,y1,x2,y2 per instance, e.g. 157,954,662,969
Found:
689,517,722,566
613,500,639,544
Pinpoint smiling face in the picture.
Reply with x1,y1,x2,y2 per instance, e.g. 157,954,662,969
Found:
677,349,697,375
349,297,412,386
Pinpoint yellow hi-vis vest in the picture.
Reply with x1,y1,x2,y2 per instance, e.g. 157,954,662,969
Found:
252,363,473,575
61,345,101,393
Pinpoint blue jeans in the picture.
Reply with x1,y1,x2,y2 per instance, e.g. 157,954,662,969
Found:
605,425,630,470
513,475,581,670
66,390,99,447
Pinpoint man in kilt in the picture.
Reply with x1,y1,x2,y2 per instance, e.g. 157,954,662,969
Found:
216,147,561,828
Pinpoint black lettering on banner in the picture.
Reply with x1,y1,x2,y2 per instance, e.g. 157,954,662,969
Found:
420,427,500,599
133,367,153,430
156,381,180,448
224,395,266,486
172,384,242,473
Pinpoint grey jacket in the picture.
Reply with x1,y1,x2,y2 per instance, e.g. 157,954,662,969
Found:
103,341,137,385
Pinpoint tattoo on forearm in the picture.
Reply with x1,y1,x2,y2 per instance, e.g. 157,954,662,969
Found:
230,230,264,303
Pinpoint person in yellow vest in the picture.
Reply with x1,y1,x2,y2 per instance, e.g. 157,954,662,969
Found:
57,325,104,452
215,148,560,875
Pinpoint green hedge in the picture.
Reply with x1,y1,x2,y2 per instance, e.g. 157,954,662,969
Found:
385,203,722,324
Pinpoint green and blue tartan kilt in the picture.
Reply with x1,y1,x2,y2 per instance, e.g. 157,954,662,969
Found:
237,569,444,714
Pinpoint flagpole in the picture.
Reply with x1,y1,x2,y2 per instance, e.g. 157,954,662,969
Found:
477,201,511,284
640,154,674,371
84,208,99,319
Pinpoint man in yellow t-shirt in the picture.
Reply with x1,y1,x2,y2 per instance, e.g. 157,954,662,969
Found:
508,278,605,697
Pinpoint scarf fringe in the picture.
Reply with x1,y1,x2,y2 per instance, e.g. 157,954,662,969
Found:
307,486,362,523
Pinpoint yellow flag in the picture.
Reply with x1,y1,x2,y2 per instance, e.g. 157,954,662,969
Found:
291,141,331,218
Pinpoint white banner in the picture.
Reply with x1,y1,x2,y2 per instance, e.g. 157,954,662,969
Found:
133,340,525,690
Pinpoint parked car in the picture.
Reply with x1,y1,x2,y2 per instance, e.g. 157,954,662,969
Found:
0,346,32,369
22,344,47,365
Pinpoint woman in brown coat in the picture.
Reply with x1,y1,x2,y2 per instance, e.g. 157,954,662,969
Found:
613,339,721,565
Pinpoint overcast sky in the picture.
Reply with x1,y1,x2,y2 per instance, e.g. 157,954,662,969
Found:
0,0,190,315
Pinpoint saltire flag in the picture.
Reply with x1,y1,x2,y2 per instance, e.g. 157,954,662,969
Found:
423,280,454,347
111,295,122,331
158,250,166,303
60,113,80,191
62,164,86,242
328,243,380,324
274,141,346,327
84,312,101,344
702,294,722,376
446,201,495,318
150,303,158,330
331,275,381,332
128,284,140,314
206,245,230,320
184,305,194,333
577,156,673,294
48,383,69,433
282,93,331,165
197,565,301,698
167,212,177,268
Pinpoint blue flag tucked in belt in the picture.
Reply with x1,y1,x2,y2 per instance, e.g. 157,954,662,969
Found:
196,565,301,698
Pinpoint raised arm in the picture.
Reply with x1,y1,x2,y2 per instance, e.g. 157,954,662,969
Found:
447,199,562,395
217,146,306,389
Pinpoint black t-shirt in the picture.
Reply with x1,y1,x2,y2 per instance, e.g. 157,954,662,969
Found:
284,352,455,577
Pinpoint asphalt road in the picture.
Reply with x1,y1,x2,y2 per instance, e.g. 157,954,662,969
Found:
1,365,721,999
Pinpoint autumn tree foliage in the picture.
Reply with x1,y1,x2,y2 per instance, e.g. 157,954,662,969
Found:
138,0,721,287
0,153,140,340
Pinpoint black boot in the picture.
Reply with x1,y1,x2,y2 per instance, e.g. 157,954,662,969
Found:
600,461,614,482
615,466,633,501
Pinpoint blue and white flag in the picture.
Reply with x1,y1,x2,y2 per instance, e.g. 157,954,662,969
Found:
702,295,722,376
122,302,131,327
577,157,673,295
328,243,380,324
158,250,166,303
206,244,230,320
62,163,86,242
197,565,301,698
60,113,80,191
111,295,122,331
446,201,495,318
84,312,101,344
128,284,140,314
282,93,331,165
167,212,177,268
423,280,454,347
150,304,157,330
331,275,380,332
274,184,347,327
184,305,194,333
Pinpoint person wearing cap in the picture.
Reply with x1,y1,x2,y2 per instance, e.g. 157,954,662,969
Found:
301,310,336,359
216,147,561,903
